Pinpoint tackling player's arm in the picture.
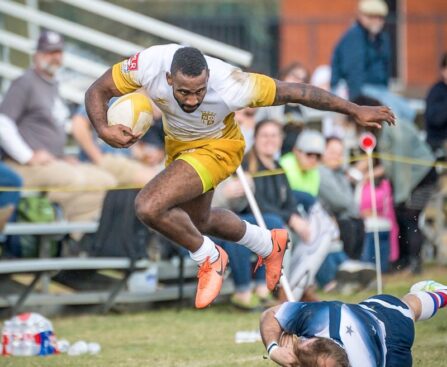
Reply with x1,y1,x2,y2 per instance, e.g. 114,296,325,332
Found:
85,68,140,148
260,306,297,367
273,80,396,129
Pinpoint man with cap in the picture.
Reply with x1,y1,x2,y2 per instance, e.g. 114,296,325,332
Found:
0,30,116,230
331,0,415,122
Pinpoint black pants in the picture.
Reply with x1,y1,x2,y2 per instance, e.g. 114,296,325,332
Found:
337,217,365,260
394,168,438,267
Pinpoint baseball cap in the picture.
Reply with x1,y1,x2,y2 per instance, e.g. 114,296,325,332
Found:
295,130,325,155
37,30,64,52
358,0,388,16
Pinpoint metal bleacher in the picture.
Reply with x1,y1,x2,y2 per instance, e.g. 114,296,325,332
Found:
0,0,249,314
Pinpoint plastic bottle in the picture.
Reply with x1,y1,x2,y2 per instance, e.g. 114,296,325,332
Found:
234,330,261,344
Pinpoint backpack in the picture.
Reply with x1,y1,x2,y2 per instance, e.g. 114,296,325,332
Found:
17,195,59,257
88,189,150,260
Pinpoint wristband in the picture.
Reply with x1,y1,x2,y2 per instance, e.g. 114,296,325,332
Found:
267,341,279,357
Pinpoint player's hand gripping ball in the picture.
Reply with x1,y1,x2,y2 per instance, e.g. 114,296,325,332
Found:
107,92,153,137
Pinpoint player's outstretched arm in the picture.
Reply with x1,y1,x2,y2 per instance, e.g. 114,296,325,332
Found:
85,68,140,148
273,80,396,129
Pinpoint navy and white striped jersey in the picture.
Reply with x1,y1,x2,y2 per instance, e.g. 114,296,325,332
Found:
275,295,415,367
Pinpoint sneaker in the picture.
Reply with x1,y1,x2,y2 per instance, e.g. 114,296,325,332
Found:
410,280,447,293
230,294,262,311
255,229,289,291
195,245,228,309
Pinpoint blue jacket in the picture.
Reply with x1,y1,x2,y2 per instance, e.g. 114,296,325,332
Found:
331,21,391,100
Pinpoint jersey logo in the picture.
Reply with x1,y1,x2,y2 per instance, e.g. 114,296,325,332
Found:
154,98,168,106
126,52,140,71
201,111,216,126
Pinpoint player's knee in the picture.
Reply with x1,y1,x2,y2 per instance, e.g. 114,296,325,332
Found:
134,193,162,225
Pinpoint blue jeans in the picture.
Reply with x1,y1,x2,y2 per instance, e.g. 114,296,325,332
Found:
0,162,22,257
215,213,285,292
361,84,416,122
315,251,348,288
361,231,390,272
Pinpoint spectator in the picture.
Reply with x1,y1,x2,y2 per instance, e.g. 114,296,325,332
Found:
0,162,22,257
310,65,348,138
0,31,116,227
425,52,447,154
234,107,257,152
331,0,415,122
359,173,398,272
256,62,310,154
71,100,163,187
280,130,324,208
353,96,437,274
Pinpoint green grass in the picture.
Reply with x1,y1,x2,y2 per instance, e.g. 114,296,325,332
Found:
2,265,447,367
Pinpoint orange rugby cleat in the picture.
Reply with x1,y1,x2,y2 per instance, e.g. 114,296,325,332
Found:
255,229,289,291
195,245,229,309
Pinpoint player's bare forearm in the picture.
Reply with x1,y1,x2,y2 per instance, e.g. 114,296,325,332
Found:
85,68,122,138
260,306,283,347
273,80,356,115
273,80,396,129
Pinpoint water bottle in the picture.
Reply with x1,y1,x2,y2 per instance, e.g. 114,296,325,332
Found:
234,330,261,344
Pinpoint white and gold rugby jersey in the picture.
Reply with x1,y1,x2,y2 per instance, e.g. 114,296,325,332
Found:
112,44,276,141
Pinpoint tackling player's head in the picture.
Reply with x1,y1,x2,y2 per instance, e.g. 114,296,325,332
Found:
167,47,209,113
286,335,350,367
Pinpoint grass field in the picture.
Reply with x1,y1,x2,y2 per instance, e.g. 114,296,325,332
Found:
1,265,447,367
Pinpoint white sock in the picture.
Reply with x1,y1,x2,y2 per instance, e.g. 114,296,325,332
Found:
410,291,446,320
189,236,219,264
236,221,272,258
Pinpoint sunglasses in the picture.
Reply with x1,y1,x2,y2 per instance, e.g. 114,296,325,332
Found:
304,152,322,159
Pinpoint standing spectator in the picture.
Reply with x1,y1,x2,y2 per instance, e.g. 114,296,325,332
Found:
280,130,324,209
425,52,447,154
353,96,437,274
331,0,415,122
319,137,365,259
71,100,163,187
0,31,116,225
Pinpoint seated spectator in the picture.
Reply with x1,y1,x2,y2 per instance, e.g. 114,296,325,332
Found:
352,96,437,274
0,162,22,257
0,31,116,229
256,62,310,154
71,99,164,186
319,136,365,259
234,107,257,152
331,0,415,122
359,172,398,273
280,129,324,207
425,52,447,155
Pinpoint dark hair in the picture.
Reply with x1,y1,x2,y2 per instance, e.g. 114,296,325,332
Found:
279,61,310,82
441,52,447,69
294,337,350,367
170,47,208,77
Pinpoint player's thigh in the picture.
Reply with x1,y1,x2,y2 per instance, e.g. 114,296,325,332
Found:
137,159,204,211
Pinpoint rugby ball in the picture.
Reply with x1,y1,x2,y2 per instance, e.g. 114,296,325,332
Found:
107,92,153,136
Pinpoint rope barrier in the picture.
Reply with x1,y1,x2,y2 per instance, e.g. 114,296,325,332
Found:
0,152,442,192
